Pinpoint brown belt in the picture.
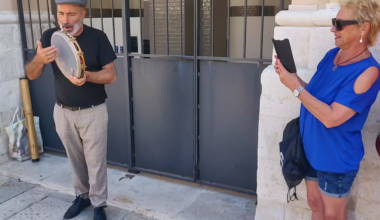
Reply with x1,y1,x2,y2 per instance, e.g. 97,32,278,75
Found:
56,101,104,111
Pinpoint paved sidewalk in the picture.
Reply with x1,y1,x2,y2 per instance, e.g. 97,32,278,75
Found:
0,176,153,220
0,153,256,220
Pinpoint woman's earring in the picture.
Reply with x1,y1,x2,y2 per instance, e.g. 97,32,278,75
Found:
360,34,363,43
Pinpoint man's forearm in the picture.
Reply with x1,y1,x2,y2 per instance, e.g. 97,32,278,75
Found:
25,57,45,80
86,68,116,84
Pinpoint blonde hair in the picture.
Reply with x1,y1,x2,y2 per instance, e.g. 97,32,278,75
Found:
340,0,380,46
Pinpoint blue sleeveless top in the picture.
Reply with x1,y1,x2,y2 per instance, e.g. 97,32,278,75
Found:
300,47,380,173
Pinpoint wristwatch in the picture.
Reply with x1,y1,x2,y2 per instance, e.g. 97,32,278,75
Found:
293,86,304,97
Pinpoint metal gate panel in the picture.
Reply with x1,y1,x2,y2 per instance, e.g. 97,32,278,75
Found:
198,61,267,191
131,58,194,178
103,58,131,166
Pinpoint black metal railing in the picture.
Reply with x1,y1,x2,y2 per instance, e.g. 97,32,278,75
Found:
17,0,56,59
126,0,283,64
17,0,285,62
17,0,123,58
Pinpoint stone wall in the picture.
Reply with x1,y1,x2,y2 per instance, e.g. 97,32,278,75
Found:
255,0,380,219
0,0,55,164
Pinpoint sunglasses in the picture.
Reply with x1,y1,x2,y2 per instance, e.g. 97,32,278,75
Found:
332,18,359,31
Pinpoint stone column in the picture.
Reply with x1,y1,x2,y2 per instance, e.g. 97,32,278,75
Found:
255,0,380,219
0,0,55,164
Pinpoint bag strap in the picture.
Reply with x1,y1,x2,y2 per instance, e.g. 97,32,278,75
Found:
10,107,20,124
10,106,24,125
287,187,298,203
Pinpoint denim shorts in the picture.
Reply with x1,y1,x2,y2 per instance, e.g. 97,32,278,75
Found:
305,163,358,198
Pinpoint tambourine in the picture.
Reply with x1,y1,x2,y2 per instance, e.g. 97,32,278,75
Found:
51,29,86,79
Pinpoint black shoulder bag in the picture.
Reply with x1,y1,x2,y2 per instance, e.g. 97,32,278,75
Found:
279,116,309,203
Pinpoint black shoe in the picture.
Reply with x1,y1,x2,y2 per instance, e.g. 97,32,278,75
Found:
63,196,91,219
94,206,107,220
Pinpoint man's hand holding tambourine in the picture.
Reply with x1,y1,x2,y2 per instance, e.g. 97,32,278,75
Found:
69,68,86,86
35,40,57,65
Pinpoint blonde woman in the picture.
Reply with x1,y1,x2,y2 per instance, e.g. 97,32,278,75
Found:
275,0,380,219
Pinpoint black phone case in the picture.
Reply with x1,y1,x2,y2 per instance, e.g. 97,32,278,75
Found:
272,38,297,73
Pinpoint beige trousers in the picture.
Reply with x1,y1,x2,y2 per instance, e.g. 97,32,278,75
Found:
53,102,108,207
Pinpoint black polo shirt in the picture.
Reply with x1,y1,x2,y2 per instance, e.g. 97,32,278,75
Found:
39,24,117,108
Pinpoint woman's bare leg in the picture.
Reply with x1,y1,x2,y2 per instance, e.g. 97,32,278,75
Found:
305,180,325,220
321,193,349,220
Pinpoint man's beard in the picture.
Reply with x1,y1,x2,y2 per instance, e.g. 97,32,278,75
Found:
59,17,84,36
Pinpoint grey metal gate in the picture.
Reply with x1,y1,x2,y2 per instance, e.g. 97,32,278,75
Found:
17,0,285,195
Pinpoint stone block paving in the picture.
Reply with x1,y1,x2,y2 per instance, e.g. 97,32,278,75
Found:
0,176,155,220
0,154,256,220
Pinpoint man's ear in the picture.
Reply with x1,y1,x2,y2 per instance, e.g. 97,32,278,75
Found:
81,7,87,18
